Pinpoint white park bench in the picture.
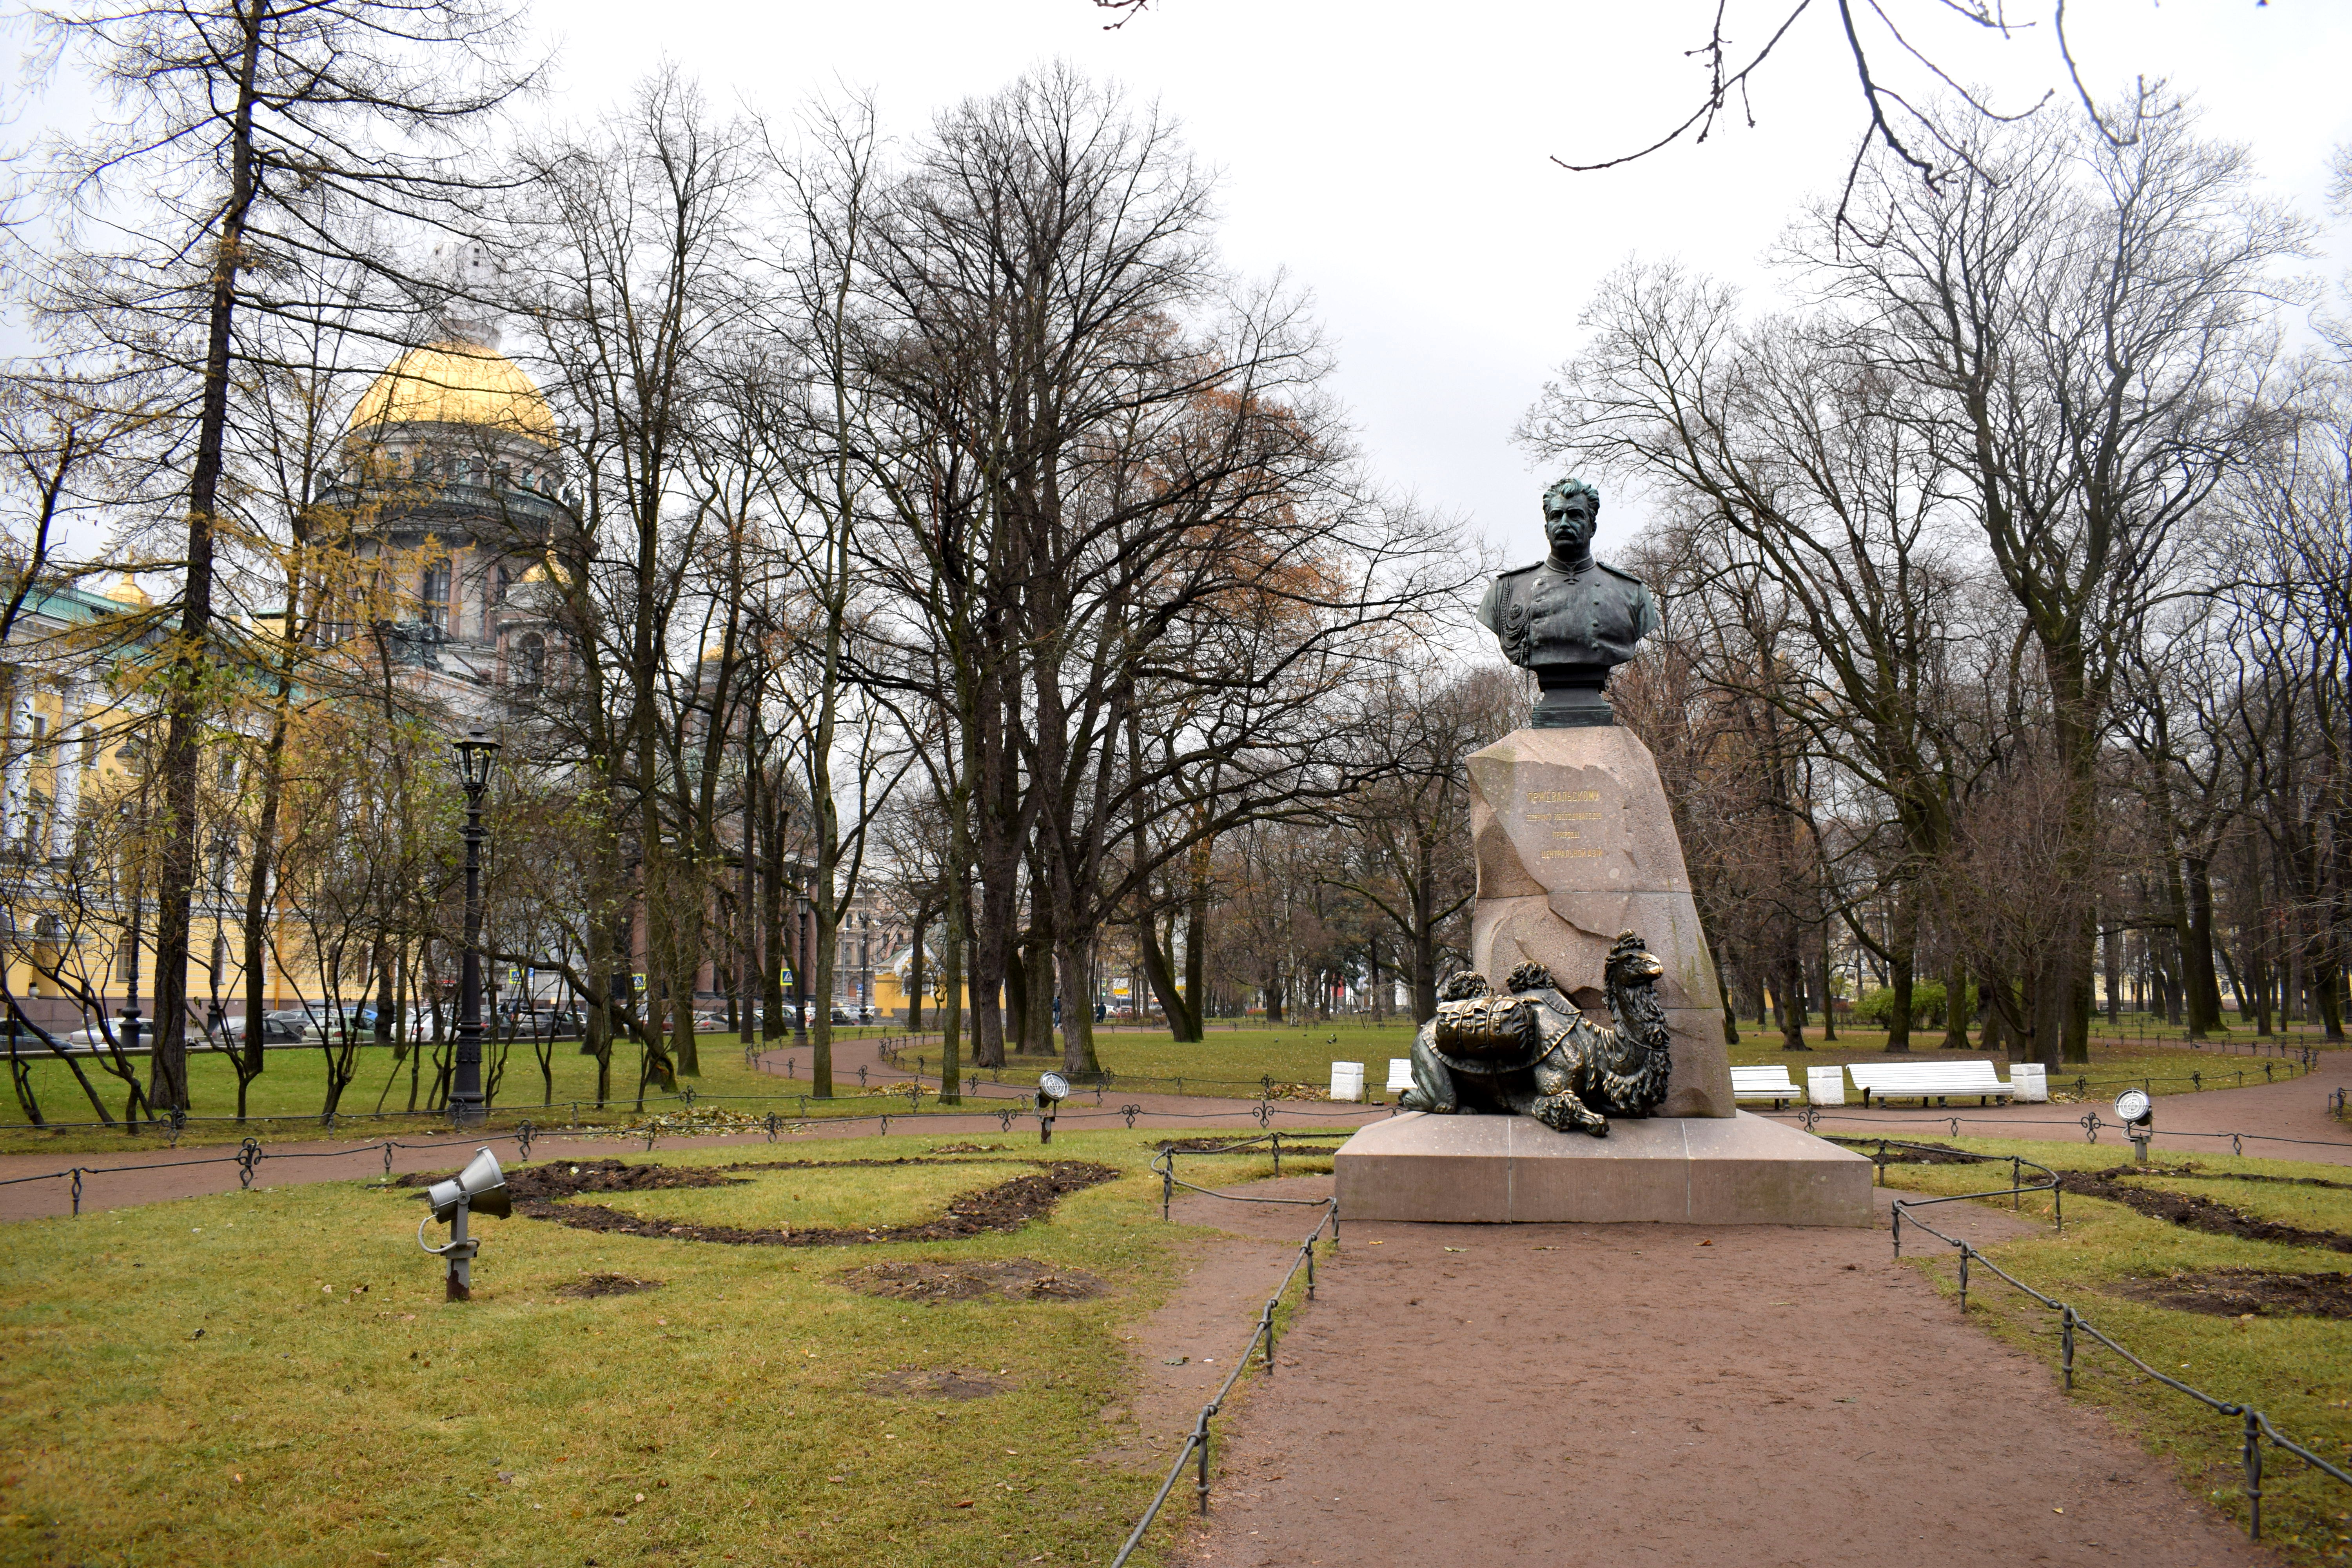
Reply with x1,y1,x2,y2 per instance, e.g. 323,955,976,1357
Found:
1846,1060,2014,1108
1329,1061,1365,1102
1806,1064,1848,1106
1387,1058,1414,1093
2009,1063,2049,1103
1730,1065,1806,1109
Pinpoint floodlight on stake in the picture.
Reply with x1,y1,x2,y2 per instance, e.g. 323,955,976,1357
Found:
419,1147,510,1300
1036,1072,1070,1145
2114,1088,2154,1164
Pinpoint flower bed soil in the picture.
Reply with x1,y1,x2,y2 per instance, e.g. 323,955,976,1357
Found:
485,1159,1121,1247
2109,1267,2352,1319
553,1272,664,1298
2056,1168,2352,1252
838,1256,1107,1302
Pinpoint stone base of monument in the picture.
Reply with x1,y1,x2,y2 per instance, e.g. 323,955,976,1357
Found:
1333,1111,1873,1227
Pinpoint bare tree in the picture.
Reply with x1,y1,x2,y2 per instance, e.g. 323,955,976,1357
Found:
1799,92,2303,1062
27,0,539,1110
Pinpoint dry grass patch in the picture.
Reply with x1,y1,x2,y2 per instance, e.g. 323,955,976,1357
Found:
1880,1136,2352,1562
0,1130,1253,1567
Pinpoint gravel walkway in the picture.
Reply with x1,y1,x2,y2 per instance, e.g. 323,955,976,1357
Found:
1163,1177,2280,1568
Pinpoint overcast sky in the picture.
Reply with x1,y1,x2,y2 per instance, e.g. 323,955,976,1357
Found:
11,2,2346,573
525,0,2352,565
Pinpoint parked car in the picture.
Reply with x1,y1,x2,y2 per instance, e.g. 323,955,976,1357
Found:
211,1015,305,1046
24,1023,119,1053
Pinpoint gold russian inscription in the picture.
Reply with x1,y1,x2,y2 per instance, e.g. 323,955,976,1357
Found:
1541,849,1604,859
1528,789,1602,803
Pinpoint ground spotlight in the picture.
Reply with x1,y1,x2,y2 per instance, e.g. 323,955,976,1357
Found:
1037,1072,1070,1145
2114,1088,2154,1163
419,1147,510,1300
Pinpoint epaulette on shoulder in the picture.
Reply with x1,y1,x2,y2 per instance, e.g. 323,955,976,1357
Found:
1497,560,1547,579
1596,559,1646,584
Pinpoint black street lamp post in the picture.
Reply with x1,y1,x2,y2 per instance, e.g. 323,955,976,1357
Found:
450,730,501,1126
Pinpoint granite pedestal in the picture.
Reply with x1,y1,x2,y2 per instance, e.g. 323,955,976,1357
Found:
1468,725,1735,1119
1334,1111,1874,1227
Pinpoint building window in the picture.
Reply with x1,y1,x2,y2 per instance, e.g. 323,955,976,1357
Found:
515,633,544,691
421,564,451,633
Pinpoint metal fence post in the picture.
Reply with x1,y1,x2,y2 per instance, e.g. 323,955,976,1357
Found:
2060,1305,2075,1391
2243,1409,2263,1539
1957,1244,1969,1313
1194,1417,1212,1515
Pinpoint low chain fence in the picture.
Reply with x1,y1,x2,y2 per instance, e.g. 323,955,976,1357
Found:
0,1098,1386,1214
0,1124,547,1215
1111,1132,1339,1566
1883,1142,2352,1540
845,1053,1351,1105
2081,1028,2340,1057
1785,1102,2352,1157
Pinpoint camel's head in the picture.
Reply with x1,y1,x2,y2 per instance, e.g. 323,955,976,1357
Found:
1604,930,1664,991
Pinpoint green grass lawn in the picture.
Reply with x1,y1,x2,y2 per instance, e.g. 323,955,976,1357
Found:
1876,1137,2352,1560
0,1129,1311,1568
0,1029,910,1154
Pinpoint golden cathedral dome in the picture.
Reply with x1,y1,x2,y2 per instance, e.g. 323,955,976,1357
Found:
519,552,573,588
348,340,556,444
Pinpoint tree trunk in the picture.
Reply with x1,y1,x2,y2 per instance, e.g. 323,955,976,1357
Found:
1941,949,1969,1049
940,877,965,1101
1138,904,1200,1041
907,905,929,1032
148,5,267,1116
1004,947,1030,1054
1184,839,1211,1030
760,798,789,1042
1058,933,1100,1078
1818,927,1837,1042
1711,940,1739,1044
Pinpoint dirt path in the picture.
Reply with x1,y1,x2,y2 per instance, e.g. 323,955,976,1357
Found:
5,1031,2341,1220
1163,1177,2277,1568
0,1102,1378,1221
0,1031,1394,1221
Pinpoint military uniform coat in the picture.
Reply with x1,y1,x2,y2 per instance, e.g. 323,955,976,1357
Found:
1476,556,1660,671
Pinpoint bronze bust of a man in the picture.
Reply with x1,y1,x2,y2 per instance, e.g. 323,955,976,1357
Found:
1476,477,1659,726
